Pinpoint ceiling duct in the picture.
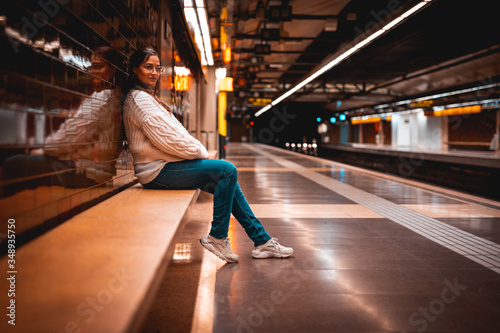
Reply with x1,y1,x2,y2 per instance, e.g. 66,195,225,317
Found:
268,5,292,22
261,28,280,41
255,44,271,55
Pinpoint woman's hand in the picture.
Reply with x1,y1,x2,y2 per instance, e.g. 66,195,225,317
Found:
207,152,217,159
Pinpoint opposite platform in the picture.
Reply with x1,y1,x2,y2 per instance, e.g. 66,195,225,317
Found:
319,142,500,200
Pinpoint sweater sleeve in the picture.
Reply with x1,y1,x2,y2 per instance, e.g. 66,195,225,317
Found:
132,93,209,160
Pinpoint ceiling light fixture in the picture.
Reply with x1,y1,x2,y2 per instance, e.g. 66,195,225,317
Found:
255,0,434,117
183,0,214,66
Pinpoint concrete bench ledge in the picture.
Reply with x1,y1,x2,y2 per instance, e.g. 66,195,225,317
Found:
0,184,200,333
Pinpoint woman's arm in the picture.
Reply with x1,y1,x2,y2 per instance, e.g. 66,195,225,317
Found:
130,92,209,160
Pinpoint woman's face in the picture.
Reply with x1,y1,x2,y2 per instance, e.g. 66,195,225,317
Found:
133,55,162,87
89,55,114,88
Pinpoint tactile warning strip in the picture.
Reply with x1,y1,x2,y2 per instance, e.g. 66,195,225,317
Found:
245,144,500,274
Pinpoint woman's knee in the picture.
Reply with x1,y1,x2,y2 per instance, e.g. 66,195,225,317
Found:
201,159,238,183
225,160,238,178
216,160,237,179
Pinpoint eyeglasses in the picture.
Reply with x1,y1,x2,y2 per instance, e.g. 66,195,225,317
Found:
143,64,164,74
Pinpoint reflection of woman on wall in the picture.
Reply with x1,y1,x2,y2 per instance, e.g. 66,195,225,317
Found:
122,47,294,262
42,46,122,183
5,47,122,192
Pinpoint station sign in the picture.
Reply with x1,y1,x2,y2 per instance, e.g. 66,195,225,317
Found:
410,100,433,107
249,98,272,106
424,105,481,117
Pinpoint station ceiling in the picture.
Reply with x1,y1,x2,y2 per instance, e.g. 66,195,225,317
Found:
205,0,500,116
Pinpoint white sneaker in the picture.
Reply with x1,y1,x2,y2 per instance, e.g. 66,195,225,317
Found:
200,235,239,263
251,238,294,259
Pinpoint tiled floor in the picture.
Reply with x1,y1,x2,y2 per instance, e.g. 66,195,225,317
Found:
142,143,500,333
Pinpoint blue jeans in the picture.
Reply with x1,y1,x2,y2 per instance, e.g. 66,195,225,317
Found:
143,159,271,246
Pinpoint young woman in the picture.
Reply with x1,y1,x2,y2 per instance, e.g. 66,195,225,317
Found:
122,47,293,262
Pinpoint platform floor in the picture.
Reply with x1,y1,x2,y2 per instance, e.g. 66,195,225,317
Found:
141,143,500,333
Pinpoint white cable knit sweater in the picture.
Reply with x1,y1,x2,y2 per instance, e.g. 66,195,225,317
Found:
123,89,209,184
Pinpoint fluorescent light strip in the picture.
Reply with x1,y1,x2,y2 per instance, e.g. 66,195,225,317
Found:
433,98,499,110
198,7,213,66
381,16,404,31
255,104,272,116
352,108,422,121
414,83,499,101
197,8,208,30
184,7,197,22
351,98,498,118
255,0,433,117
401,1,427,17
184,0,214,66
375,82,500,110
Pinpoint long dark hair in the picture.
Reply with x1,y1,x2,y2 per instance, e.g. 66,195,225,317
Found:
123,47,161,97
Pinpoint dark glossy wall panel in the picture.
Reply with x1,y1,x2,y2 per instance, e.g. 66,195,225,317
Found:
0,0,162,241
448,111,496,143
